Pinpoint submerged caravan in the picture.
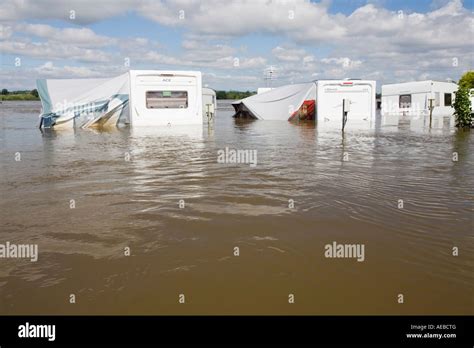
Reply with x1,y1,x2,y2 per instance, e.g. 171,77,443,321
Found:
37,70,206,129
202,87,217,122
381,80,458,116
232,79,376,123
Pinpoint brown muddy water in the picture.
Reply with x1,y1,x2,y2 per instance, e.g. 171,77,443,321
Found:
0,100,472,315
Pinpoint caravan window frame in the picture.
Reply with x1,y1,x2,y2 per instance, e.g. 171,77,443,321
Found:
145,90,189,109
399,94,411,108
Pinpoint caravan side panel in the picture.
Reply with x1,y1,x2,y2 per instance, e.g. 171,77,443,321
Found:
129,70,203,126
202,87,217,120
381,81,457,116
381,81,432,116
431,81,457,116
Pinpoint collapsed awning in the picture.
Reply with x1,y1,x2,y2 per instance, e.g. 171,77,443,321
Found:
232,82,316,121
37,73,130,129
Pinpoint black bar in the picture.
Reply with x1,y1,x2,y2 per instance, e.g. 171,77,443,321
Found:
0,315,472,346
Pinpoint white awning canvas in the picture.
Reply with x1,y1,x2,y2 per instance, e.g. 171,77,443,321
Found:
37,73,130,129
232,83,316,121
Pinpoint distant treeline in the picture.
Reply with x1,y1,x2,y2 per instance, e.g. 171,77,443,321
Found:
1,89,39,101
216,90,256,100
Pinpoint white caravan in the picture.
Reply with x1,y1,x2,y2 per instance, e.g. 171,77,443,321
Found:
381,80,458,116
129,70,202,127
202,87,217,121
37,70,203,129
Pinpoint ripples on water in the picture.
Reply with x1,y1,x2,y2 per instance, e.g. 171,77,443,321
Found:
0,100,472,314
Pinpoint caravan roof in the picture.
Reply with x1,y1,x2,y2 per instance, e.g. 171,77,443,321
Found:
382,80,458,96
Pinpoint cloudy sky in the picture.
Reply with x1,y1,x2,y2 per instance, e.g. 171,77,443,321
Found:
0,0,473,91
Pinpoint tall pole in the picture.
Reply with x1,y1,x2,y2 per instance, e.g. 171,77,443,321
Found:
342,99,349,132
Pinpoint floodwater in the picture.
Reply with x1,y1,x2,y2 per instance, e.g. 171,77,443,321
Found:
0,100,472,315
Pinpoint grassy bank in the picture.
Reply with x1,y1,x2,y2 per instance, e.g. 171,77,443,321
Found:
1,93,40,101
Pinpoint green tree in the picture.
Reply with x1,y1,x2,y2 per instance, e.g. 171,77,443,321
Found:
31,89,39,98
1,89,8,95
458,71,474,89
216,90,256,100
216,91,227,99
453,87,472,128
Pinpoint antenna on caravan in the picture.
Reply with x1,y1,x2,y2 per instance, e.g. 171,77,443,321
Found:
263,66,278,87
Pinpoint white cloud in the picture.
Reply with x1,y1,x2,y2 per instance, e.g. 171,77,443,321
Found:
0,39,110,63
138,0,345,42
125,36,266,71
303,56,315,63
34,61,104,77
343,2,472,50
239,56,267,69
321,57,362,69
141,51,183,66
0,24,13,39
181,40,237,63
272,46,307,62
428,0,464,18
15,23,114,47
136,49,266,70
0,0,135,24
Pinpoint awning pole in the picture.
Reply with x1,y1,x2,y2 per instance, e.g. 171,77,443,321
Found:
342,98,350,131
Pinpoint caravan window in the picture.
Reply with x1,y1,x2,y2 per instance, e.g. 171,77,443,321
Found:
399,94,411,108
146,91,188,109
444,93,452,106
